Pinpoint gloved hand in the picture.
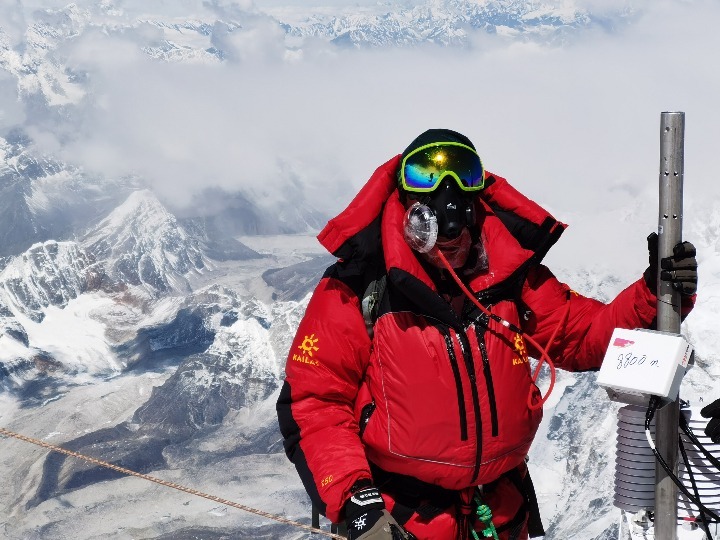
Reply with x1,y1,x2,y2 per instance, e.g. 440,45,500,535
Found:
345,487,411,540
701,398,720,443
643,232,698,296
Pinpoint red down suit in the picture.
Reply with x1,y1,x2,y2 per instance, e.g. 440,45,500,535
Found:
276,155,661,532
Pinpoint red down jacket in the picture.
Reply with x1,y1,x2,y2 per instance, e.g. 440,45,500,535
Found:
276,155,661,527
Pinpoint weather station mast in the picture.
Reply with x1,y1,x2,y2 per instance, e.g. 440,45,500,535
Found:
654,111,685,540
597,113,719,540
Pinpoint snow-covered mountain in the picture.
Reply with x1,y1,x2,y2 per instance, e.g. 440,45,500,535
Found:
0,240,100,323
82,190,209,295
0,130,133,260
0,0,633,113
281,0,608,48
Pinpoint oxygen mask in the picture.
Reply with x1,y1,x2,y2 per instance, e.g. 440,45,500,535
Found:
402,201,476,268
402,178,477,267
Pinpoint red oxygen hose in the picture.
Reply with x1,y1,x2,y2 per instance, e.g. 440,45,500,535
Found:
432,248,567,410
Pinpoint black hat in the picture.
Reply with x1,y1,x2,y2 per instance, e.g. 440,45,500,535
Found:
401,128,476,160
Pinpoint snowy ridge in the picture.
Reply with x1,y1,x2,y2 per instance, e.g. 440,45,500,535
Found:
139,19,241,63
23,290,300,510
0,132,64,181
0,4,90,106
0,133,58,260
0,131,137,260
82,190,209,296
0,240,100,323
0,0,630,111
285,0,600,48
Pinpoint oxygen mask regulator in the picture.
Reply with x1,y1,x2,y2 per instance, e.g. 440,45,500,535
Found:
403,202,438,253
402,178,476,253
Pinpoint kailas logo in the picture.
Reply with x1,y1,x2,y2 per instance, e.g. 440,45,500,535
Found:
613,337,635,348
512,333,529,366
292,333,320,366
298,334,319,356
353,513,368,530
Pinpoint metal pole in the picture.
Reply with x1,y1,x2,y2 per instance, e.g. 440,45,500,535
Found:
654,111,685,540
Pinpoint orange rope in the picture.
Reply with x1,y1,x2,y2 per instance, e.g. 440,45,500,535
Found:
0,427,344,540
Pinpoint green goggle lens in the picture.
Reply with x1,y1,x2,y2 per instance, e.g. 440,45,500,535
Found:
401,142,485,193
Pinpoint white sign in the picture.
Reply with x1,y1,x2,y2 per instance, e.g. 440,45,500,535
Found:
597,328,693,402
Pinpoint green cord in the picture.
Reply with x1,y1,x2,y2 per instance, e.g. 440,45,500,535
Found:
470,498,499,540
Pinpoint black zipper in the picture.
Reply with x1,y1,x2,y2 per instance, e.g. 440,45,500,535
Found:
439,326,468,442
358,401,376,439
456,330,483,483
475,313,499,437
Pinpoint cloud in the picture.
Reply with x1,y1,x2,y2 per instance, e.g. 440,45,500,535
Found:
210,17,288,64
0,72,24,130
0,2,28,47
572,0,635,13
5,0,720,243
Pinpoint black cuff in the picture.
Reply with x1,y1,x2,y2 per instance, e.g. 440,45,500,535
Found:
345,487,385,521
350,478,374,493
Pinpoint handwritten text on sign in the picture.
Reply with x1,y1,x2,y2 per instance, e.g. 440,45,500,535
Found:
616,352,660,369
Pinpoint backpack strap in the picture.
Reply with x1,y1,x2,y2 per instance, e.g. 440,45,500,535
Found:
361,274,387,338
504,465,545,538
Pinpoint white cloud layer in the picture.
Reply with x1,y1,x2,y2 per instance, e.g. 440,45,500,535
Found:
2,0,719,242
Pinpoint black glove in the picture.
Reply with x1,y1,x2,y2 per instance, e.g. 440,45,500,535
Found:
345,487,411,540
643,232,698,296
701,398,720,443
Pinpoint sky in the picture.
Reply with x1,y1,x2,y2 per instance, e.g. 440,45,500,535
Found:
0,0,719,256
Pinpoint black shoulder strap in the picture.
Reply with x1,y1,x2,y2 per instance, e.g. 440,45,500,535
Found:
361,274,387,338
505,466,545,538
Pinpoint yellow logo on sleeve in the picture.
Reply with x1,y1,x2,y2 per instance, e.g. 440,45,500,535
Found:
321,475,334,488
298,334,319,356
293,334,320,367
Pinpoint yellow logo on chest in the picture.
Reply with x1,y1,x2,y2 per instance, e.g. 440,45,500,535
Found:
512,333,529,366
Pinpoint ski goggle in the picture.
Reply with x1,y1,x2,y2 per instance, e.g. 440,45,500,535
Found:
400,142,485,193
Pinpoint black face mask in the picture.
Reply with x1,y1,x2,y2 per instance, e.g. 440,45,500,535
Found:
411,179,476,239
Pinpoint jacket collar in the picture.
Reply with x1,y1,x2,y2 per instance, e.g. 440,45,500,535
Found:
380,190,537,295
317,155,399,261
317,155,566,295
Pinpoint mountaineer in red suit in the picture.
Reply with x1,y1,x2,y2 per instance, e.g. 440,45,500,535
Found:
277,129,697,540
